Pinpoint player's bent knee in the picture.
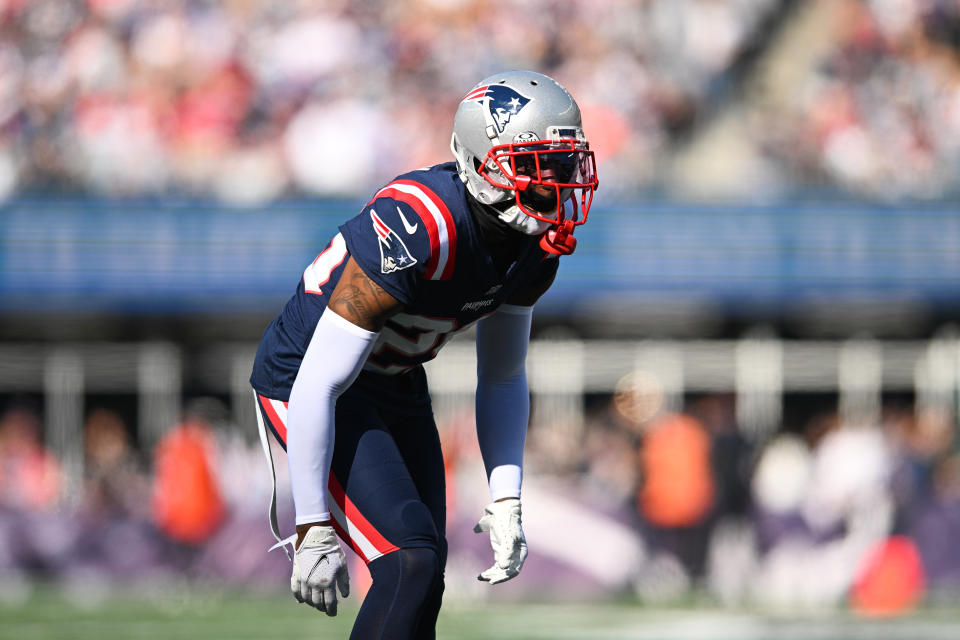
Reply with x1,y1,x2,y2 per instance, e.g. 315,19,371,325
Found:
367,547,442,610
356,547,444,638
399,546,442,592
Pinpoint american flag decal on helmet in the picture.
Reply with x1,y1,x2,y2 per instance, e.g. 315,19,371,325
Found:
370,209,417,274
462,84,531,134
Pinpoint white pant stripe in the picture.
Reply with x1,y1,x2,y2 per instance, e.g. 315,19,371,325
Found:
328,496,384,562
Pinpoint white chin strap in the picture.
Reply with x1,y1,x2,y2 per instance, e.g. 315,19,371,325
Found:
497,204,553,236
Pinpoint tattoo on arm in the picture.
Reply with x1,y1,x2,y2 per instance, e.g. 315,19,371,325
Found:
328,258,400,331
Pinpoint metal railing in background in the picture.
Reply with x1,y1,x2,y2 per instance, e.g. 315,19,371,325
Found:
1,331,957,495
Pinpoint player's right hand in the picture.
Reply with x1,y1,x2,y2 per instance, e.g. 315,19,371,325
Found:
291,525,349,616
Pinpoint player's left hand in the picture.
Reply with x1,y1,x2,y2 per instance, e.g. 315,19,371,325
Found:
473,498,528,584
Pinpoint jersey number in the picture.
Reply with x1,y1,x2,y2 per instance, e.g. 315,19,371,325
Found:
367,314,459,374
304,233,348,295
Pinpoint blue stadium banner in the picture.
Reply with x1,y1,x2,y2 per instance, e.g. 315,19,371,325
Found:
1,200,958,313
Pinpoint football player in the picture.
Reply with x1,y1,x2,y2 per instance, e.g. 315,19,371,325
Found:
250,70,598,639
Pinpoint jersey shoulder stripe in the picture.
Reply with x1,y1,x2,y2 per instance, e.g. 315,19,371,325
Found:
367,179,457,281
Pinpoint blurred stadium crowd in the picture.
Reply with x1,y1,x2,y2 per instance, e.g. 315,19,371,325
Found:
744,0,960,200
1,0,958,202
0,0,776,201
0,384,955,614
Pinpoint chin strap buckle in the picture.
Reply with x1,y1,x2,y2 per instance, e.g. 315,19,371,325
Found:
539,219,577,255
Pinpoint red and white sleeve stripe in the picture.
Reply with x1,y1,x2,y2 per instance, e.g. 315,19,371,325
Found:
303,233,348,295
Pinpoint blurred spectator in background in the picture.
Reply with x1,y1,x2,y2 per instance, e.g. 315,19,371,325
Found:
0,403,61,512
0,402,64,587
747,410,899,611
578,371,663,518
638,410,715,579
582,371,717,588
189,397,294,586
151,410,225,546
70,408,165,585
581,404,642,512
908,451,960,593
82,408,148,518
690,394,753,524
889,407,960,593
887,407,955,526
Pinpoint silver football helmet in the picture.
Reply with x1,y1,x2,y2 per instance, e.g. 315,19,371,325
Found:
450,70,598,254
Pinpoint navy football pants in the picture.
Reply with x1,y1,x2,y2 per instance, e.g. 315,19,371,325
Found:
255,375,447,639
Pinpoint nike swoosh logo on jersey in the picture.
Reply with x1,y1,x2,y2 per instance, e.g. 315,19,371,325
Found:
396,207,418,234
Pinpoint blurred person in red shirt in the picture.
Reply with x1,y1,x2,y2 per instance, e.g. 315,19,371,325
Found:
610,372,716,579
638,412,715,569
151,415,225,546
0,403,61,512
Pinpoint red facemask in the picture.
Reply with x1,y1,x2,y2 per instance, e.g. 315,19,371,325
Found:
478,139,598,255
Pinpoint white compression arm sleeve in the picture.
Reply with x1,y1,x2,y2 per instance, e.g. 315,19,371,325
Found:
287,307,379,524
475,304,534,501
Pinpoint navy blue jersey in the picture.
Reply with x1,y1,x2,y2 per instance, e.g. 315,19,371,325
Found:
250,162,559,400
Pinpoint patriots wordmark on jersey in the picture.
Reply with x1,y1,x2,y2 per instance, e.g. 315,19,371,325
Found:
250,161,558,398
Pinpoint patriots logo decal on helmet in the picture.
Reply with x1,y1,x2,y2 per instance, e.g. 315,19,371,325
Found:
370,210,417,274
462,85,531,134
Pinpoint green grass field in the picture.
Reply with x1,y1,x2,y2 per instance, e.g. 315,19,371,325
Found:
3,587,960,640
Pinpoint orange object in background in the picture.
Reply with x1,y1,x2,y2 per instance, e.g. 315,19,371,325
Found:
638,413,714,528
151,421,225,544
851,535,926,616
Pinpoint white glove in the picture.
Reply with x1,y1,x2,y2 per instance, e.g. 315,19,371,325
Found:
473,498,528,584
291,525,350,616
